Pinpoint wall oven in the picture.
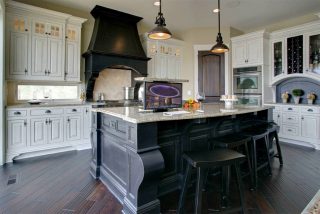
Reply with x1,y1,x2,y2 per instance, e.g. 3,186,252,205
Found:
235,94,262,108
233,66,262,94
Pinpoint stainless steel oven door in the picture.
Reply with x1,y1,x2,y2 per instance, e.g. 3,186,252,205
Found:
235,95,262,107
233,73,262,94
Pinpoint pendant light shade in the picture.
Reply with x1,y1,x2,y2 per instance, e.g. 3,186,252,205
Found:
211,0,229,53
148,0,172,40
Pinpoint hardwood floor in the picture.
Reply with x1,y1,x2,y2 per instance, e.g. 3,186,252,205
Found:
0,144,319,214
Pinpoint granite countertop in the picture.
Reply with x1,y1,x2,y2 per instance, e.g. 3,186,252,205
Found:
264,102,320,107
93,103,271,124
6,102,94,109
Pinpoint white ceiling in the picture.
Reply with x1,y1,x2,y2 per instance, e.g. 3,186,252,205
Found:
28,0,320,32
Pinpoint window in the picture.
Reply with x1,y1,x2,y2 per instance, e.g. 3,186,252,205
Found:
17,85,79,100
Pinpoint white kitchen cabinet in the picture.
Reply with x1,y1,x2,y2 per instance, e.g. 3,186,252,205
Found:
141,34,183,79
267,20,320,86
301,115,319,139
30,117,63,146
48,117,64,144
65,24,81,82
7,119,28,150
83,106,91,140
31,20,64,80
5,1,87,82
231,31,265,68
66,115,81,141
6,105,92,162
6,15,31,79
267,104,320,149
30,118,47,146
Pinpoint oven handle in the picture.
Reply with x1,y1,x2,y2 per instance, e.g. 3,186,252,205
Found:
234,73,261,77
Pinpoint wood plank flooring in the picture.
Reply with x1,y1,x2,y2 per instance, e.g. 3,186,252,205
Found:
0,144,319,214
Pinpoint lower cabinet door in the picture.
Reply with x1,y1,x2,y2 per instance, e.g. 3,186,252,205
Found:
66,115,81,141
31,118,47,146
301,115,319,139
48,117,64,144
83,107,91,140
7,119,28,150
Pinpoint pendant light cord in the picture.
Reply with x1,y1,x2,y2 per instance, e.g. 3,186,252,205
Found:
160,0,162,14
218,0,221,34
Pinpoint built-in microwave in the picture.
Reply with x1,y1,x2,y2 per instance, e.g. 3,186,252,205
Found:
233,66,262,94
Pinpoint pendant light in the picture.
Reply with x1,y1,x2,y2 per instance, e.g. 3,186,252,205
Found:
211,0,229,53
148,0,172,40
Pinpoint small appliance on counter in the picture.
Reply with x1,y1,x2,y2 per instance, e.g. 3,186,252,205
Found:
123,87,135,100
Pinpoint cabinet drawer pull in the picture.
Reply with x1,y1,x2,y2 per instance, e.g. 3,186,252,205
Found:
25,29,28,32
111,121,117,129
307,109,313,112
288,108,293,110
67,118,70,123
72,109,77,112
287,129,292,132
277,114,280,118
24,120,27,126
24,68,28,74
301,116,304,120
45,119,48,124
14,111,21,115
45,110,51,114
287,118,292,120
86,109,89,113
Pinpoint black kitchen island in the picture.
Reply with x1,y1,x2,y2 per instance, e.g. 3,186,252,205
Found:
90,103,272,214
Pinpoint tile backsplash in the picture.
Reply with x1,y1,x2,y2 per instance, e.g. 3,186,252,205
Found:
93,68,133,101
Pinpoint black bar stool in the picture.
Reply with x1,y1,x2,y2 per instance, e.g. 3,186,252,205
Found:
212,135,254,187
242,129,272,190
266,123,283,165
177,149,246,214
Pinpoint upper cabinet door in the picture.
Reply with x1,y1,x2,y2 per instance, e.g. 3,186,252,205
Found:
6,16,31,79
246,38,262,66
32,20,47,37
9,32,29,76
232,41,247,67
32,36,48,77
305,31,320,75
65,25,80,81
271,39,286,80
48,23,63,40
47,38,63,78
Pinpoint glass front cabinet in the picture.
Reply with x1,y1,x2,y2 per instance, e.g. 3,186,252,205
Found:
271,39,285,79
305,31,320,75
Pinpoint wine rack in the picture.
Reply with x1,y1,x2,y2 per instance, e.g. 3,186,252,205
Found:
287,35,303,74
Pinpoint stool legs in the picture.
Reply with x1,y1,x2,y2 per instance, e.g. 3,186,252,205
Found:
252,139,258,190
178,164,191,214
244,142,254,190
264,135,273,176
274,132,283,165
235,163,246,214
195,167,206,214
221,166,231,208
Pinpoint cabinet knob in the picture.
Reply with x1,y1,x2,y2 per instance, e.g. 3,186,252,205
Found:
24,68,28,74
277,114,280,118
24,120,27,126
25,29,28,32
47,70,51,74
48,119,52,124
301,116,304,120
45,119,48,124
45,70,47,75
67,118,70,123
86,109,89,113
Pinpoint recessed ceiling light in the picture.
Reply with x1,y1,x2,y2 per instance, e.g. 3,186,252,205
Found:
213,8,220,13
154,1,160,6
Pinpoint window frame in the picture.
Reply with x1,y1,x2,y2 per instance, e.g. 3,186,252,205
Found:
15,82,82,103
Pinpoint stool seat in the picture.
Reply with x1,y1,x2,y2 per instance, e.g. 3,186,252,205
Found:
178,148,247,214
183,149,246,168
213,135,251,148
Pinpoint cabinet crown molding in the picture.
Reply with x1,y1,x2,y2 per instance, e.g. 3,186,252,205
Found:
270,20,320,38
6,0,71,20
231,30,269,41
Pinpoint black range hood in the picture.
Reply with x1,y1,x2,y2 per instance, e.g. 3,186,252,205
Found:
83,5,150,100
